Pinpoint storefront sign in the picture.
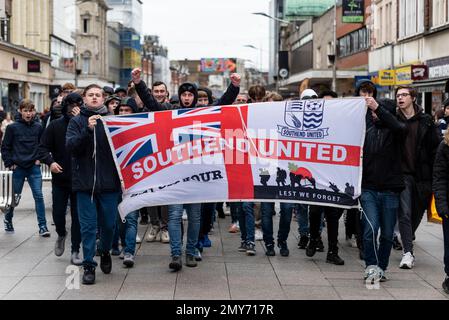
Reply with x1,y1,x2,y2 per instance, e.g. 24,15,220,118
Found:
428,56,449,79
411,65,428,81
284,0,335,20
395,66,412,85
379,69,395,86
27,60,41,73
342,0,364,23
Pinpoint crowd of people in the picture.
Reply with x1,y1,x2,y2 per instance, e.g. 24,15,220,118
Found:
1,68,449,295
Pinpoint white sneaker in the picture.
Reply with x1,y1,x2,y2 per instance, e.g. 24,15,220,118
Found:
364,265,380,284
255,228,263,241
160,229,170,243
136,234,141,244
399,252,415,269
146,225,160,242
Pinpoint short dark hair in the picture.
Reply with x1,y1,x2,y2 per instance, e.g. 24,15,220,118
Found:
318,90,338,98
152,81,167,90
395,86,417,99
359,82,375,94
248,85,266,102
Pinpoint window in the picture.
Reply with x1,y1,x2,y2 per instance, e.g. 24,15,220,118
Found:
432,0,449,27
82,51,91,74
51,37,75,72
0,17,10,42
399,0,425,38
338,28,369,57
83,18,89,34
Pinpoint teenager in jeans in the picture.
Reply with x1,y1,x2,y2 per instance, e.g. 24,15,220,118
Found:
66,84,121,285
2,99,49,236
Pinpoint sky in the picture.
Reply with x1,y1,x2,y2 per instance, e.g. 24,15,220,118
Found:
142,0,271,71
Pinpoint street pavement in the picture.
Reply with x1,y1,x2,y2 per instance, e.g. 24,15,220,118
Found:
0,182,448,300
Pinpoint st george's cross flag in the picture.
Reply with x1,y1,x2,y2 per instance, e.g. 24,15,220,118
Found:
102,99,367,220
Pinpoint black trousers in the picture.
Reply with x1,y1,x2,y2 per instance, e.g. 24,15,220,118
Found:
309,205,343,252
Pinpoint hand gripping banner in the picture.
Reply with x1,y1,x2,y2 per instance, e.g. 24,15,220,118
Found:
102,99,367,220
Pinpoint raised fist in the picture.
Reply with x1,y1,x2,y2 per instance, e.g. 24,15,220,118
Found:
230,73,241,87
131,68,142,84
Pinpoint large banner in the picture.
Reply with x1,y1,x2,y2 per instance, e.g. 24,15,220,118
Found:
103,99,367,219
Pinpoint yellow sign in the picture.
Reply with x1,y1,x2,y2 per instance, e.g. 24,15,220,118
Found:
379,69,396,86
429,195,442,224
395,66,413,85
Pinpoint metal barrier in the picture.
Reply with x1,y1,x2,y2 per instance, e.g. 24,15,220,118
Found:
0,153,52,181
0,170,13,211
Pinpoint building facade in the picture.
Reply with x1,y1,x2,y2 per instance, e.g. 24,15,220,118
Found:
76,0,110,88
0,0,52,113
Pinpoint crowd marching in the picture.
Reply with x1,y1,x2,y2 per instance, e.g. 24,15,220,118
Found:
1,67,449,294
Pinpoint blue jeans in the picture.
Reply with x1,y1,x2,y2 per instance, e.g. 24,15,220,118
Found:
296,204,309,236
52,184,81,253
122,210,139,255
4,165,46,228
168,204,201,257
360,189,399,271
240,202,256,243
77,191,119,268
261,202,294,245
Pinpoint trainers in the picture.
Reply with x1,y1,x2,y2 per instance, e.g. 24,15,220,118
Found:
265,243,275,256
3,219,14,233
70,252,83,266
442,276,449,294
39,226,50,237
111,247,121,256
297,235,308,249
194,249,202,261
119,251,125,259
202,235,212,247
378,268,388,282
100,252,112,274
186,254,198,267
238,241,247,252
136,234,141,244
146,225,160,242
364,265,380,284
160,229,170,243
399,252,415,269
326,251,345,265
82,266,96,285
246,241,256,256
393,235,403,251
278,240,289,257
306,239,318,257
169,256,182,271
255,228,263,241
316,238,325,252
54,235,66,256
123,253,135,268
228,223,239,233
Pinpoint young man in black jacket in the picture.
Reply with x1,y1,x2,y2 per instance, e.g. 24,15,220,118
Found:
356,80,407,282
395,86,441,269
432,132,449,294
2,99,49,236
66,84,121,285
39,93,84,265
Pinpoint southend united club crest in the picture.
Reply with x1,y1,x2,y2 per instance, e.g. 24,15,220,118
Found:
277,100,329,139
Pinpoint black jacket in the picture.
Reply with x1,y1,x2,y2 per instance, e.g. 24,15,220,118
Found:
39,113,73,188
135,81,240,111
432,141,449,218
397,107,441,183
362,99,407,192
1,118,43,169
66,106,120,193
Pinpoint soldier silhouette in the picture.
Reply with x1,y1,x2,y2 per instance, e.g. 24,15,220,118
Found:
276,167,287,186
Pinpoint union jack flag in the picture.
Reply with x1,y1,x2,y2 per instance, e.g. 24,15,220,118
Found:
103,106,223,173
